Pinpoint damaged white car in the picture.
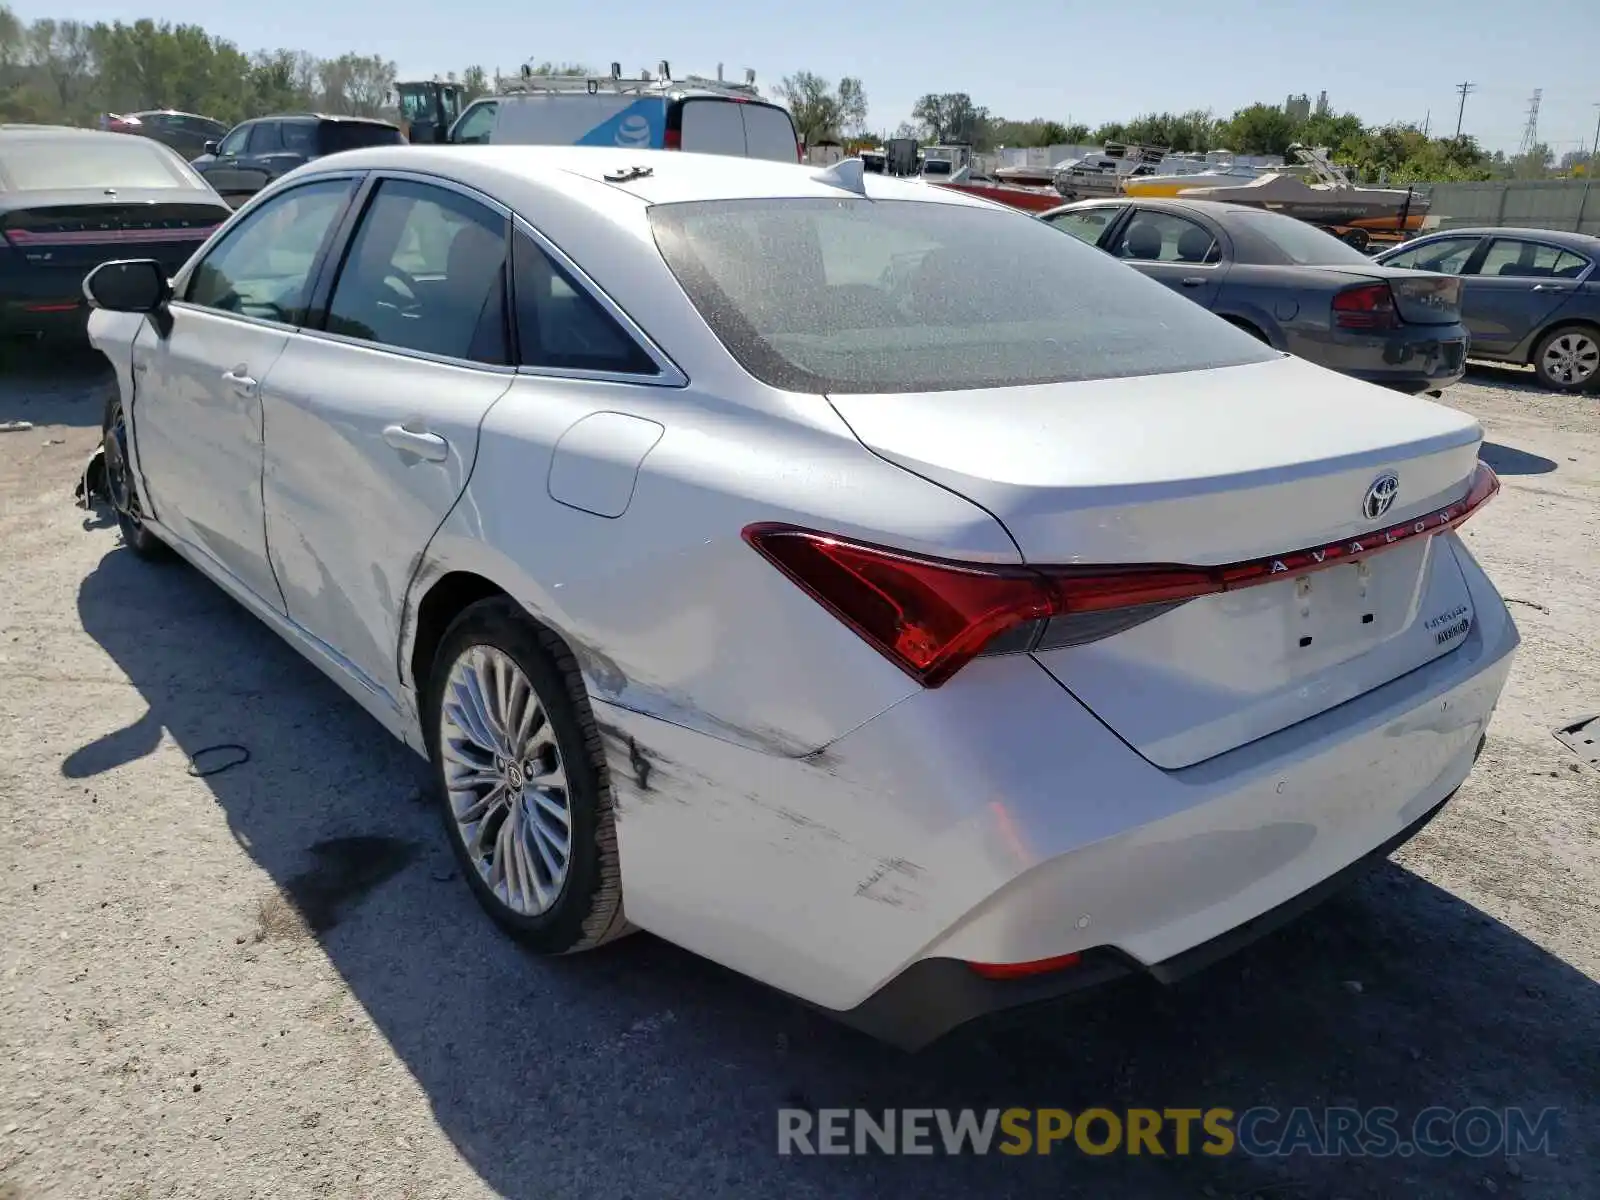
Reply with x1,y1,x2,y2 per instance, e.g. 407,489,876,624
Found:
84,146,1516,1048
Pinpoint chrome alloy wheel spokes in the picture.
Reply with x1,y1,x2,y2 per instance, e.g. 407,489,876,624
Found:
439,645,572,916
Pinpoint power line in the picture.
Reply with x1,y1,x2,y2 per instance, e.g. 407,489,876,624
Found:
1453,81,1477,138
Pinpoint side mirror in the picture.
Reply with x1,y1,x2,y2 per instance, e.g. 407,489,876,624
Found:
203,139,219,155
84,259,172,314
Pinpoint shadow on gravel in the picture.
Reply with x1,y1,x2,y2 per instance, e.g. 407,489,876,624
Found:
1480,442,1560,476
0,341,113,427
71,539,1600,1200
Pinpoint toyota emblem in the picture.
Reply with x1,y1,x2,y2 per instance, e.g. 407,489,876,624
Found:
1363,473,1400,521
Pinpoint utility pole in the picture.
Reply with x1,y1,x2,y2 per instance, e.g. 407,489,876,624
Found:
1453,81,1477,138
1422,109,1430,138
1592,103,1600,163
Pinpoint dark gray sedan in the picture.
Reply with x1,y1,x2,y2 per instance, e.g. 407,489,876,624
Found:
1041,197,1468,394
1373,227,1600,393
190,114,404,207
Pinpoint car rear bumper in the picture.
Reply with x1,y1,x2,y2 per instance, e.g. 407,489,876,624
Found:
1304,324,1468,392
598,536,1518,1045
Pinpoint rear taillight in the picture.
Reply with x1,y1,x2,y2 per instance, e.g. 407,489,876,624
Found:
743,463,1499,688
1333,281,1400,329
663,127,682,151
796,139,805,163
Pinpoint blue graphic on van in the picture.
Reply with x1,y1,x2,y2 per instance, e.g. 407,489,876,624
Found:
575,98,667,149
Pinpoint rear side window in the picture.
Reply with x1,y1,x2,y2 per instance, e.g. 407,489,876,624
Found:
1227,209,1372,265
247,123,283,154
0,136,202,191
648,197,1276,394
318,122,405,154
280,122,317,154
512,229,656,374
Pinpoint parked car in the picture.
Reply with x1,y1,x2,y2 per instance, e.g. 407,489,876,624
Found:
99,109,230,161
1041,197,1469,395
1373,227,1600,393
0,124,230,342
84,147,1515,1049
450,72,799,162
190,114,405,207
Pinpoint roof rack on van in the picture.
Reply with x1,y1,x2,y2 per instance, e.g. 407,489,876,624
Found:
499,60,764,101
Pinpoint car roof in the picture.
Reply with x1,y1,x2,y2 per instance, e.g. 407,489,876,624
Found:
247,113,399,127
300,145,997,208
1400,226,1600,253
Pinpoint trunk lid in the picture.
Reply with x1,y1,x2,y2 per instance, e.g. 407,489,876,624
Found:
0,191,226,272
1324,262,1464,326
827,354,1486,769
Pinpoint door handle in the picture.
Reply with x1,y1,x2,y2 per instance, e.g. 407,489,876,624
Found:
221,368,257,394
1181,277,1205,287
383,423,449,463
1531,283,1570,292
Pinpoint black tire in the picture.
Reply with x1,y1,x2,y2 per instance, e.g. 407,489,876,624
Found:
1529,324,1600,394
1341,227,1371,253
424,597,628,953
1223,316,1271,345
100,393,172,561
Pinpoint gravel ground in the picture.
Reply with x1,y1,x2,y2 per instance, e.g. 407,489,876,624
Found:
0,351,1596,1200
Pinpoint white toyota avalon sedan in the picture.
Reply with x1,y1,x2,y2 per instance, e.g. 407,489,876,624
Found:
84,146,1517,1048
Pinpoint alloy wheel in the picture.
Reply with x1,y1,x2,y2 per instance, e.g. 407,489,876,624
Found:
1540,330,1599,388
438,644,573,917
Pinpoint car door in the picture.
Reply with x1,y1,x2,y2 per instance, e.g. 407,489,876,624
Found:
1107,207,1226,307
129,175,359,611
195,121,255,204
259,175,515,705
1456,236,1593,356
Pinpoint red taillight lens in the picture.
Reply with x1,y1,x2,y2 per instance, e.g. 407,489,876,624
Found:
743,463,1499,688
968,953,1082,981
796,139,805,163
663,127,682,150
1333,281,1400,329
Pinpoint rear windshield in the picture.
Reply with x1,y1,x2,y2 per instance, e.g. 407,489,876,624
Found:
318,122,405,154
1226,209,1376,266
0,136,202,191
648,197,1276,394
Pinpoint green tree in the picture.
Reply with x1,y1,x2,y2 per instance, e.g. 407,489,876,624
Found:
1220,102,1299,156
777,71,842,144
912,92,990,146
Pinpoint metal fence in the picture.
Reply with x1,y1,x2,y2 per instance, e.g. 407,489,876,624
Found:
1421,180,1600,236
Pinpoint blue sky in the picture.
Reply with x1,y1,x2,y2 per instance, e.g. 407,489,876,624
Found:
25,0,1600,155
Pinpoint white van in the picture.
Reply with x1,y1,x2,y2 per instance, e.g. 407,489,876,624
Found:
448,68,801,163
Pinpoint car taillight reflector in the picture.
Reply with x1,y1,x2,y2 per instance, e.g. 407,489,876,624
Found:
663,127,682,150
1333,281,1400,329
968,953,1082,981
743,462,1499,688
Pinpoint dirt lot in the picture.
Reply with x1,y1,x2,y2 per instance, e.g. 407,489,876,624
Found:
0,352,1596,1200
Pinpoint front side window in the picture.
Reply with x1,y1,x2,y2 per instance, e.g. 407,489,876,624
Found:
325,178,508,364
649,197,1275,394
185,178,352,323
1115,211,1220,264
512,229,656,374
216,125,250,156
1379,236,1481,275
1044,207,1120,246
452,101,497,144
1472,238,1591,279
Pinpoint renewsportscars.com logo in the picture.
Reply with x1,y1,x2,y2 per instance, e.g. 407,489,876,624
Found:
777,1106,1560,1158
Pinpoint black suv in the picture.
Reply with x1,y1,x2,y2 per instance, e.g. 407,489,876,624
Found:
190,114,404,207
